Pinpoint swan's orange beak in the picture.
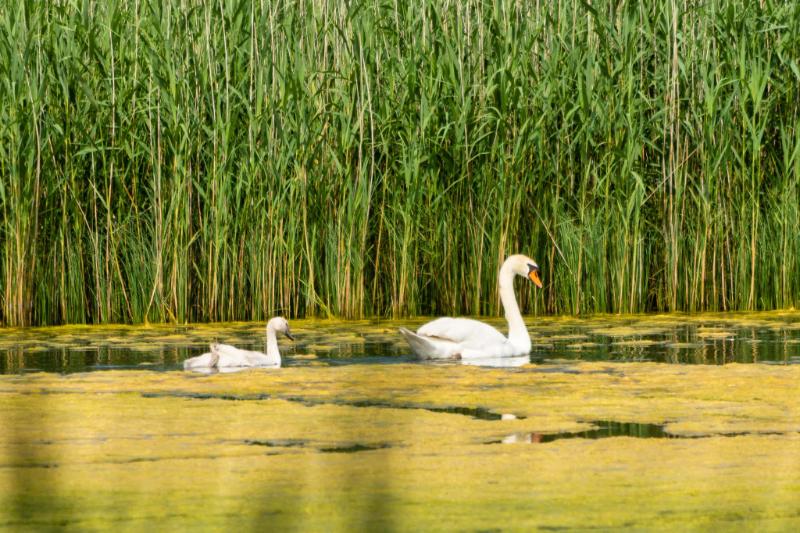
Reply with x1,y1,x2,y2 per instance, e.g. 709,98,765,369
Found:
528,269,543,288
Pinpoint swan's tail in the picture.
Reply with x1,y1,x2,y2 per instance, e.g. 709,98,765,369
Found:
399,327,456,360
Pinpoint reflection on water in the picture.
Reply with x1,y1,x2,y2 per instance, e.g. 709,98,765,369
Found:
460,355,530,368
492,420,673,444
491,420,796,444
1,312,800,373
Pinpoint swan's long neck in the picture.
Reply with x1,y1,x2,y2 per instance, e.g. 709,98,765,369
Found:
499,262,531,353
265,324,281,363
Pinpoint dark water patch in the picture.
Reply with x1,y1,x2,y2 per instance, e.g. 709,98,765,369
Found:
243,438,389,454
318,355,413,367
488,420,795,444
140,391,519,422
312,341,408,364
531,321,800,365
0,463,60,470
4,315,800,374
425,405,506,420
319,443,391,453
244,439,308,448
142,391,271,401
531,365,626,377
348,399,510,421
0,347,200,375
282,396,516,421
488,421,672,444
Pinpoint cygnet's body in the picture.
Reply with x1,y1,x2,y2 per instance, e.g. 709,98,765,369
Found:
183,317,293,370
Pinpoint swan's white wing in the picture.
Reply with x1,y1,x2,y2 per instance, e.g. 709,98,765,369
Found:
211,343,246,358
400,318,514,359
183,351,218,370
211,343,279,367
399,328,461,359
417,317,507,348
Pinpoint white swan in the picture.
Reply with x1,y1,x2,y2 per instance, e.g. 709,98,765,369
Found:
399,254,542,359
183,317,294,370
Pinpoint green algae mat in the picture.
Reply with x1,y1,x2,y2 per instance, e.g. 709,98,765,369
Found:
2,313,800,530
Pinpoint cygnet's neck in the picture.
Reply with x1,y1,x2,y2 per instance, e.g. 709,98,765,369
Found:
265,324,281,362
498,260,531,353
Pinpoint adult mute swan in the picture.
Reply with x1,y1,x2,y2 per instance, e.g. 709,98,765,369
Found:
399,254,542,359
183,317,294,370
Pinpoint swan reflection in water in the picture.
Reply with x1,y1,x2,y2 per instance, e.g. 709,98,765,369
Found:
184,365,256,375
459,355,530,368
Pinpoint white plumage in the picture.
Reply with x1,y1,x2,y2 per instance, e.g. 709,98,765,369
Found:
183,317,294,370
399,254,542,360
208,342,281,368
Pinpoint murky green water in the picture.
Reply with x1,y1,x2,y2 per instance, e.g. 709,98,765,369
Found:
2,312,799,374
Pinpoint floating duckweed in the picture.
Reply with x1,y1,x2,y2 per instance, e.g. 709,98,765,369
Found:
590,326,666,337
539,334,590,342
2,361,800,530
612,340,662,347
696,329,736,339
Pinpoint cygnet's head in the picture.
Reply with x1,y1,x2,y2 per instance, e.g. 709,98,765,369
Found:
504,254,543,288
267,317,294,340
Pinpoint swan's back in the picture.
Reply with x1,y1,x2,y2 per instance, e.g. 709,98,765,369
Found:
212,343,279,367
183,351,218,370
404,317,515,359
417,317,508,348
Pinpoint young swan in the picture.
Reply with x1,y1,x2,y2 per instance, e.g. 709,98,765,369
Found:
399,254,542,359
183,317,294,370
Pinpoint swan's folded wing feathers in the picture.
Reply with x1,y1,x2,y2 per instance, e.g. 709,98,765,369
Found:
417,317,507,347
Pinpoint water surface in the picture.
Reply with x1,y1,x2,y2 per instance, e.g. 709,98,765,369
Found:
2,360,800,530
1,312,799,373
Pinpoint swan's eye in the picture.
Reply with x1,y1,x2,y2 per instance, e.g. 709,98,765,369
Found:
527,264,543,288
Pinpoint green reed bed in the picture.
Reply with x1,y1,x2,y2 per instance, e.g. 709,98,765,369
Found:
1,0,799,326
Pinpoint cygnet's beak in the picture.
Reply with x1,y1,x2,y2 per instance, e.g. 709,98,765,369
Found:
527,266,543,288
285,329,295,341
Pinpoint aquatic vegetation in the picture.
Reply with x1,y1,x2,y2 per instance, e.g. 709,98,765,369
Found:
2,1,800,326
2,361,800,530
591,326,667,337
611,339,662,347
3,312,800,373
0,314,798,527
